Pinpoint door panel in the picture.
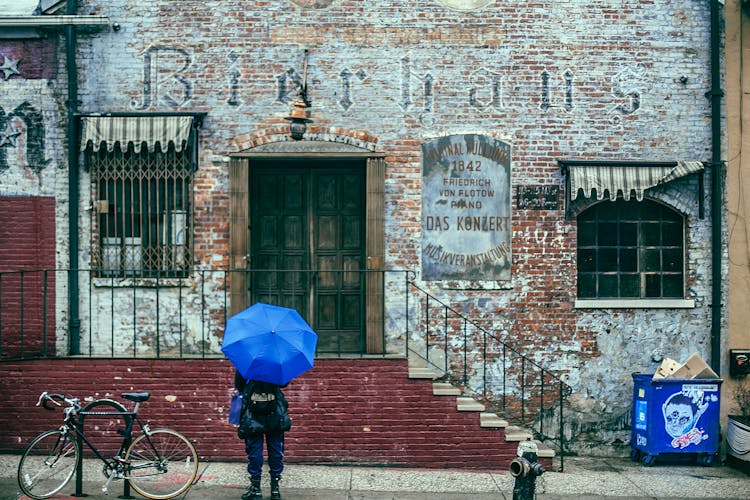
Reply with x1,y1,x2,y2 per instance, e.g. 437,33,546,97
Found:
251,159,364,353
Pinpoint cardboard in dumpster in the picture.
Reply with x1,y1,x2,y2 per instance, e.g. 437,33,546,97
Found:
671,352,719,379
653,357,681,379
653,352,718,379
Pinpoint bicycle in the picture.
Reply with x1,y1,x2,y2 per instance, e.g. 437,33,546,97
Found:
17,391,199,500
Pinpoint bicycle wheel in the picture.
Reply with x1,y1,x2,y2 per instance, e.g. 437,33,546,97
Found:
124,428,198,500
17,429,80,500
79,398,130,478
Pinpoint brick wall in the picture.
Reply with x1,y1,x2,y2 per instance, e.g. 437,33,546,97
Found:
0,39,58,80
0,358,539,470
0,196,56,358
0,0,721,452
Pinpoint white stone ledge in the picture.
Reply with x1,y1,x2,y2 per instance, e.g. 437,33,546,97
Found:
574,299,695,309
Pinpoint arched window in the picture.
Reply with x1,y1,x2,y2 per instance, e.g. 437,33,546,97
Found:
577,198,685,299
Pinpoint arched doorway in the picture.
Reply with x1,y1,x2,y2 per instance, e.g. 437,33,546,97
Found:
229,139,385,354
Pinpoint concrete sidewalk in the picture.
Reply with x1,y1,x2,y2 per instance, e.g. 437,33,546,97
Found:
0,454,748,500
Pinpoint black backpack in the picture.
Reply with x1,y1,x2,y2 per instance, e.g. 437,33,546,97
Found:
238,380,291,439
243,381,278,415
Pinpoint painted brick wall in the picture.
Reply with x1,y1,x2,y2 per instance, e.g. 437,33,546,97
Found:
0,196,57,358
0,358,542,470
0,0,722,452
0,40,57,80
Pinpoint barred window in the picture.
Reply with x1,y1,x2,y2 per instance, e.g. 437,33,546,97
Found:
88,144,193,278
577,198,685,299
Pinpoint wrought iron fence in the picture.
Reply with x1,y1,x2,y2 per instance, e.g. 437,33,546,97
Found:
1,267,571,465
0,268,411,360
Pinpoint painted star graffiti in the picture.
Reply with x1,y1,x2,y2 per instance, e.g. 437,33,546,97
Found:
0,122,21,148
0,56,21,80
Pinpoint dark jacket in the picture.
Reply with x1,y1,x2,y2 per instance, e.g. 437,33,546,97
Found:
235,373,291,439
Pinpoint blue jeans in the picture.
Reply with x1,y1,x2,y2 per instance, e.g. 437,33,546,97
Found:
245,431,284,480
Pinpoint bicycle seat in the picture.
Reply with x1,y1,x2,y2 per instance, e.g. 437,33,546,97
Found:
121,392,150,402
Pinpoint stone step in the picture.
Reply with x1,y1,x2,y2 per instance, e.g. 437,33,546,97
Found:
456,396,486,412
535,440,556,458
433,382,461,396
480,412,509,428
506,438,556,459
504,425,534,441
408,367,440,379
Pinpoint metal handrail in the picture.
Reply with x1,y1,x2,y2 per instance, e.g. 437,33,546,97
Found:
405,278,572,470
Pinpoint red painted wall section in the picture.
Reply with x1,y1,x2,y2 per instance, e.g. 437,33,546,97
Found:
0,358,546,470
0,40,58,80
0,196,56,358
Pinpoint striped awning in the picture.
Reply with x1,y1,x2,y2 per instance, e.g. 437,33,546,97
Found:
569,161,704,201
80,115,194,153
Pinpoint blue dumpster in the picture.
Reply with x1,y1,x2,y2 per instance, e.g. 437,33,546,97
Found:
631,373,722,466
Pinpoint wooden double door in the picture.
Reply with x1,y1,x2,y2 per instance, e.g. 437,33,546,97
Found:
250,158,365,353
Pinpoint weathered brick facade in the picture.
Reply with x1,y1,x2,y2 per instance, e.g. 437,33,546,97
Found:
0,0,725,457
0,358,549,469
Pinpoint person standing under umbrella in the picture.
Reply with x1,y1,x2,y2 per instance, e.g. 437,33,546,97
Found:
235,370,291,500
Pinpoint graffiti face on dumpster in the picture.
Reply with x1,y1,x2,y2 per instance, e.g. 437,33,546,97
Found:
661,386,717,449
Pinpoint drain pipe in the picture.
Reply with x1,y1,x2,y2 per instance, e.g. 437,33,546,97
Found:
708,0,723,375
66,0,81,355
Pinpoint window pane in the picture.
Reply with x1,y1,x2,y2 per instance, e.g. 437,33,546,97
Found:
599,249,618,272
663,275,683,298
620,248,637,272
576,198,684,300
640,203,660,221
620,223,637,245
620,274,640,297
599,223,618,246
662,222,682,246
597,201,618,219
641,222,660,246
663,249,683,272
578,249,596,272
599,274,618,297
645,274,661,297
578,221,596,246
642,249,661,272
578,274,596,298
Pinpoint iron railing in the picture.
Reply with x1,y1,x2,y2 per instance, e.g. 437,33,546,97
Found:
405,277,573,469
1,267,571,465
0,268,411,359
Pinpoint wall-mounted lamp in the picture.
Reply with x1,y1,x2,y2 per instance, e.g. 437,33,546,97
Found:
285,99,312,140
285,49,313,140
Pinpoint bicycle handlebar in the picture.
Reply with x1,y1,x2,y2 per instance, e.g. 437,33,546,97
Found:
37,391,81,412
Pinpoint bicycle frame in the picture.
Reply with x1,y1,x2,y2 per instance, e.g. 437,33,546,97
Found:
51,400,160,496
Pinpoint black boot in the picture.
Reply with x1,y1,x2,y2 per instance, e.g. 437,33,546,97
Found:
241,478,262,500
270,476,282,500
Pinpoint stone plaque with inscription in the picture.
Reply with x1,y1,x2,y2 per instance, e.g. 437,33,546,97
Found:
422,134,511,281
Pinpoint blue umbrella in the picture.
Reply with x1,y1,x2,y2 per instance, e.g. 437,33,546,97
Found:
222,303,318,386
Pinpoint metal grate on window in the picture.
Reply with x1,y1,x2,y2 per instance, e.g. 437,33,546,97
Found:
577,198,684,299
88,144,193,278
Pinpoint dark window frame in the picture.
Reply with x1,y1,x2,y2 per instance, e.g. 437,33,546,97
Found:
87,142,194,278
577,197,685,299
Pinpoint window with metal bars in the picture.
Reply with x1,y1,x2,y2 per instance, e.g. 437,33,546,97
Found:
577,198,685,299
88,144,193,278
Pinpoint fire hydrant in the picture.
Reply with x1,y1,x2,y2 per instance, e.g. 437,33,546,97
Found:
509,440,545,500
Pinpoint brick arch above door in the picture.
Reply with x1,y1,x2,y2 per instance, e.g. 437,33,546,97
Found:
229,126,379,155
228,134,386,354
